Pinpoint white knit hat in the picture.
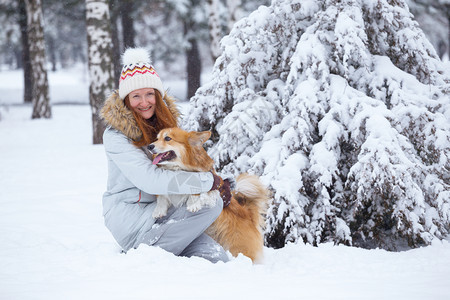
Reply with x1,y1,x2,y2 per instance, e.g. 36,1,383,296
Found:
118,48,164,99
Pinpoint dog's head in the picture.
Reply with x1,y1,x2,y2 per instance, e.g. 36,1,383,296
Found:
147,128,214,172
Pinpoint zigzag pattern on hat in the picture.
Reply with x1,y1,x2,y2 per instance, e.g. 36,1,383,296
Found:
120,65,159,82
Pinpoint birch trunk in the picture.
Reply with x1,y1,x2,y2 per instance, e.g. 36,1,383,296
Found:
86,0,115,144
25,0,51,119
226,0,241,32
207,0,222,62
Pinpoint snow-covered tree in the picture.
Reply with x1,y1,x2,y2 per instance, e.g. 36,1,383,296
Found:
25,0,51,119
206,0,269,62
183,0,450,250
86,0,115,144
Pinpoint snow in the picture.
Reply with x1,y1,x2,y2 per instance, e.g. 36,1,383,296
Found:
0,65,90,105
1,68,450,300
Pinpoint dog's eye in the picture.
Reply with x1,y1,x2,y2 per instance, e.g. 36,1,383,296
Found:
164,136,172,141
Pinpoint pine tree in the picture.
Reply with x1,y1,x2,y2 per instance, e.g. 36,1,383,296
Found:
183,0,450,250
86,0,115,144
25,0,51,119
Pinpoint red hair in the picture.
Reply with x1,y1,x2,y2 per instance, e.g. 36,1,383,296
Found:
124,90,178,147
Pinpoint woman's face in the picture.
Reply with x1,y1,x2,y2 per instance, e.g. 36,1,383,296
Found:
128,88,157,119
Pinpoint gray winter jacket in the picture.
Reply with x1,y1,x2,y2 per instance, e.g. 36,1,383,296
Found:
100,91,214,251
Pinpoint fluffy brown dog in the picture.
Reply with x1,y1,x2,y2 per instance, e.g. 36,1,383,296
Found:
148,128,269,262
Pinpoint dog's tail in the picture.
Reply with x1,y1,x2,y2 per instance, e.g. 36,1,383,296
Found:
232,173,270,231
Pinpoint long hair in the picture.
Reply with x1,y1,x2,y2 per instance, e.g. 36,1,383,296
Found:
124,90,178,147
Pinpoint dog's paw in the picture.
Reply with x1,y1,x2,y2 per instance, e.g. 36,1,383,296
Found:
152,207,168,219
186,196,203,212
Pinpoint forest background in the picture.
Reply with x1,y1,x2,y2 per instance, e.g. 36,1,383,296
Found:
0,0,448,104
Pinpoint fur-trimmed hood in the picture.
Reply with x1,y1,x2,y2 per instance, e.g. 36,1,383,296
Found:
100,90,180,141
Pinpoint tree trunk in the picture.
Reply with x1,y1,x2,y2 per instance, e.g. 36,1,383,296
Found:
25,0,51,119
14,48,22,69
207,0,222,62
447,4,450,60
226,0,241,32
187,38,201,99
47,36,57,71
86,0,115,144
184,20,201,100
120,0,135,49
109,0,121,88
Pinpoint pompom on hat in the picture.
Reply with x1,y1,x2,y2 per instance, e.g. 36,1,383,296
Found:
118,48,164,99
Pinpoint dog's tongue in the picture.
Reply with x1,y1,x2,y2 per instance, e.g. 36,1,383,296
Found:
152,150,176,165
152,153,165,165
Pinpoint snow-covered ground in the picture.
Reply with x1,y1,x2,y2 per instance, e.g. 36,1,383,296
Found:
1,69,450,300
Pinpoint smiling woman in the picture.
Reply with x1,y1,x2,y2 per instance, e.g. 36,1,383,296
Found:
123,87,178,148
127,88,157,119
99,47,231,263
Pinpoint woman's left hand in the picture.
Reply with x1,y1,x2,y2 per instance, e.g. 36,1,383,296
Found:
210,173,232,207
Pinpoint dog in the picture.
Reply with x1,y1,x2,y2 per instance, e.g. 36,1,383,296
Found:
147,127,269,262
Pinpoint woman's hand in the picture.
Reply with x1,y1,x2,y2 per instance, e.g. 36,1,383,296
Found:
210,172,232,207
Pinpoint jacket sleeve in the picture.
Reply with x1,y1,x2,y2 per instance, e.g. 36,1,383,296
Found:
103,128,214,195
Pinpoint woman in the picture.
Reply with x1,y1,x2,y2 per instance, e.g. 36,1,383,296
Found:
100,48,230,263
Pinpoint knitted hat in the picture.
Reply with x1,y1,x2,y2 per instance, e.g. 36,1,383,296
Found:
118,48,164,99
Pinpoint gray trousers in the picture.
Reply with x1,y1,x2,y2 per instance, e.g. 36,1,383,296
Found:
139,197,229,263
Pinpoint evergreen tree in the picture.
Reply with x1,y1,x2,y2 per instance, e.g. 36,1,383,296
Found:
183,0,450,250
206,0,269,64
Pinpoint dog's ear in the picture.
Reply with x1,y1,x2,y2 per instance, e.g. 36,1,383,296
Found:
188,131,211,146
